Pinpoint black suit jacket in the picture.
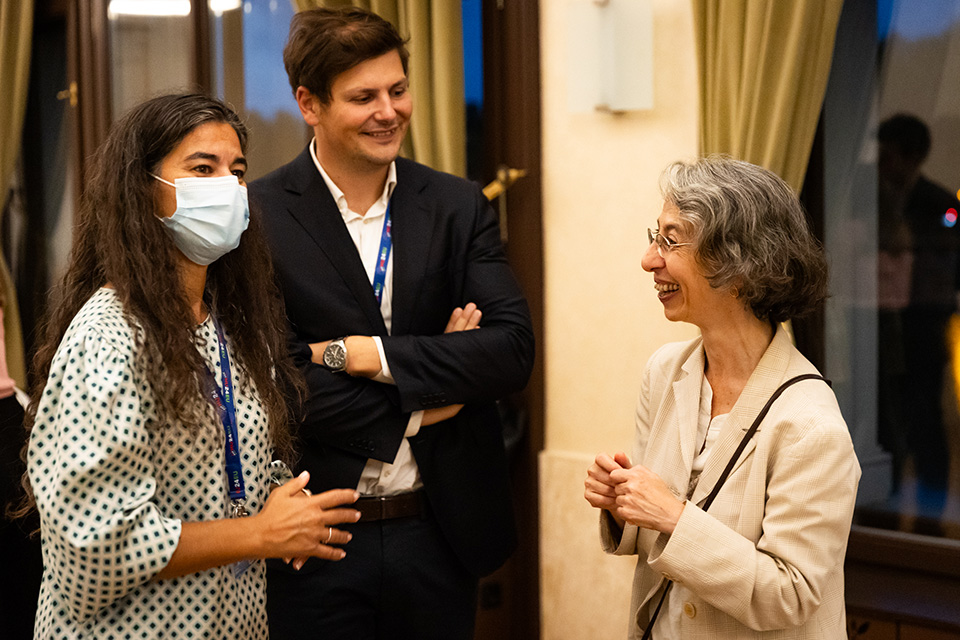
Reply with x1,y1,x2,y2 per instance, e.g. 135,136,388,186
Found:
250,147,535,577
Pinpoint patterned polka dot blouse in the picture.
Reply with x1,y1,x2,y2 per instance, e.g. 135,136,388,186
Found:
28,288,273,639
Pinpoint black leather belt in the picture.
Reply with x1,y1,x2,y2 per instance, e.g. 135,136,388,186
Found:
355,490,427,522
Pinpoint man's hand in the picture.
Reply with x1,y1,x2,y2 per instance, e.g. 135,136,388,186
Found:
444,302,482,333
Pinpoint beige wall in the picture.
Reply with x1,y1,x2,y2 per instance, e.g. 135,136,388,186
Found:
539,1,699,637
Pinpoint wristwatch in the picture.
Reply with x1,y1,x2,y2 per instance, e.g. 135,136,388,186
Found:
322,336,349,372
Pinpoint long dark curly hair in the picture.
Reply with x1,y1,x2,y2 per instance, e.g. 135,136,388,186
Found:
17,93,303,514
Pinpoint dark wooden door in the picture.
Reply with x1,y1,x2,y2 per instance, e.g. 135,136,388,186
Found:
474,2,544,638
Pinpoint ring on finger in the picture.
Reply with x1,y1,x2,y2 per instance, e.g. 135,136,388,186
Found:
324,528,332,544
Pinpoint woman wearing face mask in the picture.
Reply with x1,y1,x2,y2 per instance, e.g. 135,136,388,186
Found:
21,93,360,639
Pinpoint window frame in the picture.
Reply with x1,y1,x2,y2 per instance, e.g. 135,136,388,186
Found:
798,110,960,633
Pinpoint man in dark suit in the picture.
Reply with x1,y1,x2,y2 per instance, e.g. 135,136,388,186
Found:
249,7,534,639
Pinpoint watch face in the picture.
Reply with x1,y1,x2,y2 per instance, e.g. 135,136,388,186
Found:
323,343,347,370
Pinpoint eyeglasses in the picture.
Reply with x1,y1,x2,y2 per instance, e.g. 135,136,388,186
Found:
647,228,693,257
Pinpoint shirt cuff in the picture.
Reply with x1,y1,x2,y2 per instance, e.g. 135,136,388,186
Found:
371,336,395,385
405,411,424,438
369,337,421,437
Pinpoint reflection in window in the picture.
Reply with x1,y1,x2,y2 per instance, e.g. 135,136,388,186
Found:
824,0,960,539
210,0,310,181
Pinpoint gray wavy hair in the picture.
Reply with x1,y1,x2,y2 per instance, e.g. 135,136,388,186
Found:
659,156,828,323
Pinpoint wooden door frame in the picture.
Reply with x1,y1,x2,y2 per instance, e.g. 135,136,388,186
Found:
477,2,544,639
70,0,111,184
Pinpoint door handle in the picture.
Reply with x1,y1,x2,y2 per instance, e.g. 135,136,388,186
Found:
57,81,78,107
483,165,526,243
483,165,526,201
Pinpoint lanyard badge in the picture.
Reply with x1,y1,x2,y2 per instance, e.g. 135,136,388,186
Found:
206,318,253,578
371,201,393,305
205,317,248,518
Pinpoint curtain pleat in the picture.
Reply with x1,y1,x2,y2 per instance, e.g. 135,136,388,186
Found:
0,0,34,387
291,0,465,177
692,0,843,192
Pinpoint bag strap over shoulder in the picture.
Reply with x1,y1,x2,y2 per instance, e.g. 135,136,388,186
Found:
700,373,829,511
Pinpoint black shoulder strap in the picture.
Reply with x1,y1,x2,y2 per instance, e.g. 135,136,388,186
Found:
700,373,829,511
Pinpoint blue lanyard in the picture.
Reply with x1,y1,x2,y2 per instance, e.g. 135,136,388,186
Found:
206,317,247,517
371,201,392,305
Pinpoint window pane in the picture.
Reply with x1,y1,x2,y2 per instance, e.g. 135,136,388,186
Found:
209,0,310,181
108,0,195,118
462,0,483,182
824,0,960,540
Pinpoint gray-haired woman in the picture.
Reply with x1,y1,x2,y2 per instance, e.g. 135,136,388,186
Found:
585,156,860,639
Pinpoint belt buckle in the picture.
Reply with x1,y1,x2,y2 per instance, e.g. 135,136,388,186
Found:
357,491,422,521
375,495,388,519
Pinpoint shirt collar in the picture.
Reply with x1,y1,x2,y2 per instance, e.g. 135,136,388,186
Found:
309,137,397,219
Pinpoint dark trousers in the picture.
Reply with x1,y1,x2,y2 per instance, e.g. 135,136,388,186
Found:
266,512,478,640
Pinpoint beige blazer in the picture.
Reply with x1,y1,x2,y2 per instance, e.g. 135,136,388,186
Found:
601,326,860,639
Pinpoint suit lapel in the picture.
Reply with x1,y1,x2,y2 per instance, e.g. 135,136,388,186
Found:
672,347,704,480
389,159,434,337
645,343,704,499
690,326,794,505
282,148,387,335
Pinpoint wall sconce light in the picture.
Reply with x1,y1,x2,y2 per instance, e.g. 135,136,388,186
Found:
107,0,191,17
566,0,654,114
107,0,240,18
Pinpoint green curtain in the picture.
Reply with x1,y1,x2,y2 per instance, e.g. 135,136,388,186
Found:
291,0,466,177
692,0,844,192
0,0,33,387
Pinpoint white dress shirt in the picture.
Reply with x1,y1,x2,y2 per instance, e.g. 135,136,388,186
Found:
310,139,424,496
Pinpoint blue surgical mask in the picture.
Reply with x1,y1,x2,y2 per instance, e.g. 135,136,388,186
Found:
153,174,250,266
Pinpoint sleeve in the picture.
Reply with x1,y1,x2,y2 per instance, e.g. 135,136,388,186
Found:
645,419,860,630
600,511,640,555
599,352,656,557
371,335,394,384
381,184,535,412
371,335,424,436
293,338,409,465
28,330,181,624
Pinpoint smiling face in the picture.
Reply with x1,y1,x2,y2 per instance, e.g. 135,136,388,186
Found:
299,49,412,178
641,201,733,328
154,121,247,218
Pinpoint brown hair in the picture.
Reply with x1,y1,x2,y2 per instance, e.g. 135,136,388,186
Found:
15,93,303,515
283,6,409,104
